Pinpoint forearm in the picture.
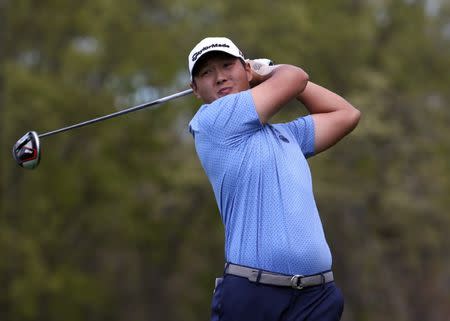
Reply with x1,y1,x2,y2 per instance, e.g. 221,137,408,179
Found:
296,81,355,115
297,81,361,154
251,64,309,123
248,60,308,94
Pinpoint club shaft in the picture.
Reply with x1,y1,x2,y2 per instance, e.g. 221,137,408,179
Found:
38,88,193,138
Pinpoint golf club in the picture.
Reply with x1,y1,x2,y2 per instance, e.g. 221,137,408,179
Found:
12,88,193,170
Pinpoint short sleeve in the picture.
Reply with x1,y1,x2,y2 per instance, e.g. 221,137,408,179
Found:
189,90,261,146
284,115,315,158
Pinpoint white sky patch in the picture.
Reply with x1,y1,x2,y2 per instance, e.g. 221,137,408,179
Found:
17,50,40,67
72,36,99,54
114,86,160,109
132,86,160,104
442,23,450,39
425,0,441,16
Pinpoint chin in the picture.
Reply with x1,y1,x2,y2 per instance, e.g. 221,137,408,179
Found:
204,96,218,104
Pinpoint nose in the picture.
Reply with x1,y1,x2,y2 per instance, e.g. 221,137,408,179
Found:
215,68,227,85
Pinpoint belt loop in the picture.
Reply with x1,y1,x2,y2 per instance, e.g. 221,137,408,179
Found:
320,273,325,288
224,262,230,275
256,270,262,284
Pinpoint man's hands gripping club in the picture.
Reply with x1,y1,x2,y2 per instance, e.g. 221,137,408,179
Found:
246,58,277,88
247,58,360,155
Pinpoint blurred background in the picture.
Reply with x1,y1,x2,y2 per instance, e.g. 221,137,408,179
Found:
1,0,449,320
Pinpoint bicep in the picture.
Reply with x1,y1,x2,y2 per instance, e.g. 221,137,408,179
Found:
311,110,360,154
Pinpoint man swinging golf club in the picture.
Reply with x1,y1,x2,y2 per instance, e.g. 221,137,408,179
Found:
188,37,361,321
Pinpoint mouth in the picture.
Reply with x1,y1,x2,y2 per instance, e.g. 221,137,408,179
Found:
217,87,233,97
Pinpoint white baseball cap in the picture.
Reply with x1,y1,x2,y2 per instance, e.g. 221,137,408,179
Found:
188,37,245,78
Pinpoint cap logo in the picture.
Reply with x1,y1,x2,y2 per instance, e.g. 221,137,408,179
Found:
191,43,231,62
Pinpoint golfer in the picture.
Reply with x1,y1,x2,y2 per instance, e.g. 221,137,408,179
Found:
188,37,360,321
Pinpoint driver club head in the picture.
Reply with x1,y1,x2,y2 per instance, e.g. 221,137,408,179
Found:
12,131,41,169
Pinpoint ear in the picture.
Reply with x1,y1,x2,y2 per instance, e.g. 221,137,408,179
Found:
190,81,201,99
245,61,253,83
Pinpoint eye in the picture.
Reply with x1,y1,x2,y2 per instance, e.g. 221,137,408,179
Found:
200,68,211,77
224,61,234,68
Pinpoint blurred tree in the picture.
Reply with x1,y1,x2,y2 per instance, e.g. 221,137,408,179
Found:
1,0,449,321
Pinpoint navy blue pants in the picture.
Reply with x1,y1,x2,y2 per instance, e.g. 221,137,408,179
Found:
211,274,344,321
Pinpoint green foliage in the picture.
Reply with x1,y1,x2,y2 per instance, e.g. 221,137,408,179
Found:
1,0,449,320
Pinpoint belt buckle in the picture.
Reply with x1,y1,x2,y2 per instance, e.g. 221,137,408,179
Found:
290,274,304,289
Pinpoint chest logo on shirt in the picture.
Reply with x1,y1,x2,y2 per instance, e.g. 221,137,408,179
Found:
271,126,290,143
278,135,290,143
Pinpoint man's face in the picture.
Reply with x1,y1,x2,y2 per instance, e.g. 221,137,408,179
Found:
191,52,252,104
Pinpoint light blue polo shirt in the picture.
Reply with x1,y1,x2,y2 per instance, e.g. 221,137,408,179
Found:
189,90,332,276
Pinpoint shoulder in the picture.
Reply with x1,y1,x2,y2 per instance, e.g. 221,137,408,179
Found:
207,90,254,113
189,90,254,134
279,115,315,157
283,115,314,133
